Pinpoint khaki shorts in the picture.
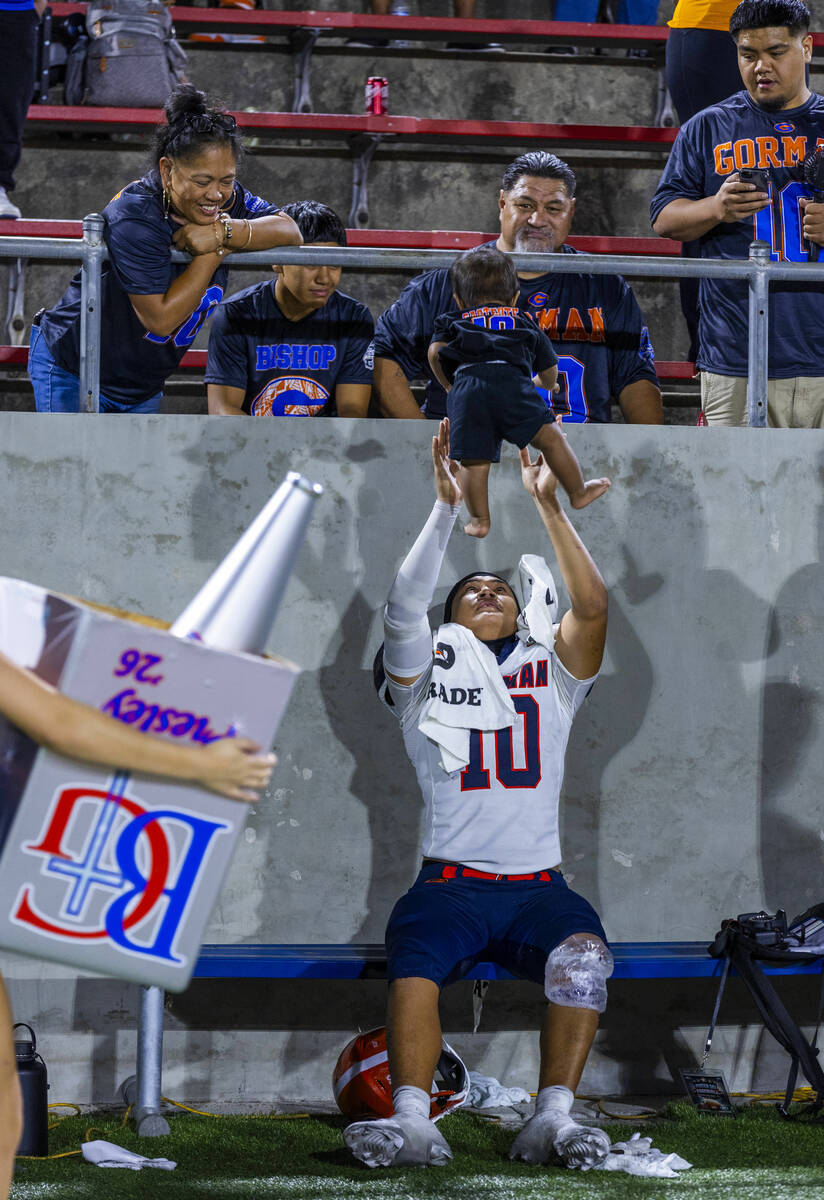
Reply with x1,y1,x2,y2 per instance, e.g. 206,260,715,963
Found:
700,373,824,428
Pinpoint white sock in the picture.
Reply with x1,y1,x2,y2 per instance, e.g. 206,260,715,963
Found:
392,1084,430,1120
510,1084,610,1169
535,1084,574,1117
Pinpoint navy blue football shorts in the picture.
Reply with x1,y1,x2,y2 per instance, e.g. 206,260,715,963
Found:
385,860,607,988
447,362,553,463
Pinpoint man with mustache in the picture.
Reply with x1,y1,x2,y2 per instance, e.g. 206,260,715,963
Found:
373,151,662,425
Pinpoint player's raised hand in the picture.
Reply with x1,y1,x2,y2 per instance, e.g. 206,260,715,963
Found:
520,446,559,508
432,417,462,507
712,173,770,224
197,737,276,802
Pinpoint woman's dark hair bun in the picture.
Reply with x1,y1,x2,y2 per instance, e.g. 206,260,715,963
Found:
153,84,242,169
164,83,209,128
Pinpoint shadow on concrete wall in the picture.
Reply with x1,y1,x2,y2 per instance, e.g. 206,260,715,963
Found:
759,454,824,918
561,591,654,914
588,441,772,1092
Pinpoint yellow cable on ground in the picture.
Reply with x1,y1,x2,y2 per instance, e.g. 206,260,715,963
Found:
47,1103,81,1129
587,1087,819,1118
16,1150,82,1159
16,1096,308,1161
732,1087,818,1106
522,1087,821,1117
160,1096,309,1119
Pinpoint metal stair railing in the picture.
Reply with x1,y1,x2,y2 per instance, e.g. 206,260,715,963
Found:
5,216,824,425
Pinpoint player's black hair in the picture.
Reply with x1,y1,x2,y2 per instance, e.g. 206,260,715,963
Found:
153,84,244,167
501,152,576,199
450,246,520,308
280,200,347,246
443,573,520,625
729,0,811,37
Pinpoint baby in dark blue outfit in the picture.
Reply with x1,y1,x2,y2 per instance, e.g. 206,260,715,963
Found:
428,246,610,537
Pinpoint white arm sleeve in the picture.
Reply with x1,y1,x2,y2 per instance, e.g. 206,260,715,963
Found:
383,499,460,679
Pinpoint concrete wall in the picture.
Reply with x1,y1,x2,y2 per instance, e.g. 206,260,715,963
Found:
1,417,823,1104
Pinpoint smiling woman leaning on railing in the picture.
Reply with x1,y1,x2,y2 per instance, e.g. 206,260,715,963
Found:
26,83,301,415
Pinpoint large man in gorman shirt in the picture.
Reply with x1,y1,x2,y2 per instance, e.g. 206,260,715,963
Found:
651,0,824,426
373,152,662,425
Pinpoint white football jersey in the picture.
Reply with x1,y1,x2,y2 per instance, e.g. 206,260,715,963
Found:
388,635,596,874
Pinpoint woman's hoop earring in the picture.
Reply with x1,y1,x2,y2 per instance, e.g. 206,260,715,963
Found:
162,185,171,218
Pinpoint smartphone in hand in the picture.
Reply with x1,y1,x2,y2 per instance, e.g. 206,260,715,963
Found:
738,168,770,193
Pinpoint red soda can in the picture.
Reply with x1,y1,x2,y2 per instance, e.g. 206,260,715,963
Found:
365,76,388,116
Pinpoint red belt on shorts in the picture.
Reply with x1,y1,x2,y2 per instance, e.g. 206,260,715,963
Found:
436,864,554,882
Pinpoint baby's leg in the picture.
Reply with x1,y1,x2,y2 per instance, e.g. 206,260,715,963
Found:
531,422,611,509
458,461,492,538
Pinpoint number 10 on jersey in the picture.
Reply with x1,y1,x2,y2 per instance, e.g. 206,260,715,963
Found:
753,182,819,262
461,695,541,790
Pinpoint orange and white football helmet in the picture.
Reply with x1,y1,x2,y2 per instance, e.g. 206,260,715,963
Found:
333,1027,469,1122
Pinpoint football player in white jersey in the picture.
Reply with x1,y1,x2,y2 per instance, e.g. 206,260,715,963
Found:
345,418,612,1172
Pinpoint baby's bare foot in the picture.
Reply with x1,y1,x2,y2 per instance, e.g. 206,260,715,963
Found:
569,478,611,509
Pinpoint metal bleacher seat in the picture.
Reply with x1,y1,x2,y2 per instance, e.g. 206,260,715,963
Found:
24,103,678,226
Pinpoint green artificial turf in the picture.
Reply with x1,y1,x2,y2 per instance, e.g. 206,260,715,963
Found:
11,1101,824,1200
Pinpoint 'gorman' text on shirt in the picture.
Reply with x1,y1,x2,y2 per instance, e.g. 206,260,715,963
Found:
713,134,824,174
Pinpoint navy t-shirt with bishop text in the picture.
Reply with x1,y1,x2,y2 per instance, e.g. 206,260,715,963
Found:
204,280,373,415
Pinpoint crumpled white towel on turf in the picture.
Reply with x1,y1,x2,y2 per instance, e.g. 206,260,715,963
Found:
466,1071,531,1109
82,1139,176,1170
593,1132,692,1178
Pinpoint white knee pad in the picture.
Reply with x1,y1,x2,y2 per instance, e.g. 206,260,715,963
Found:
544,935,614,1014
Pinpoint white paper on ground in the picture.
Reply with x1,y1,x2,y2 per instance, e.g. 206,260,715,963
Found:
82,1139,177,1170
593,1131,692,1178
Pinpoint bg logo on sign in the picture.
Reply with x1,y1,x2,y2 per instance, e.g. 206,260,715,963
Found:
11,773,229,964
